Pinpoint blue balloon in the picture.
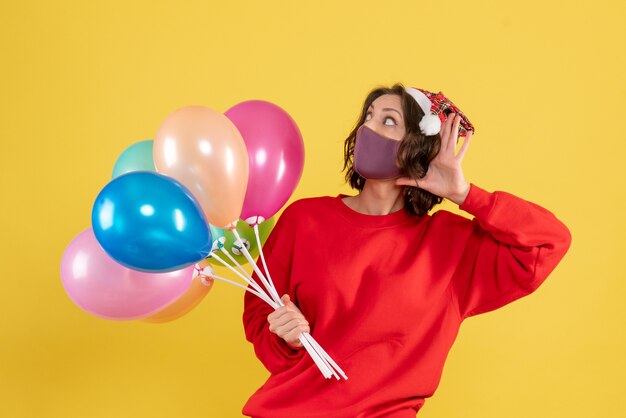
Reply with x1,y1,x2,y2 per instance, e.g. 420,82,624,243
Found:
92,171,213,272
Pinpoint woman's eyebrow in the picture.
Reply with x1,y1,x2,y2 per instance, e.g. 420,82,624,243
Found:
368,104,403,117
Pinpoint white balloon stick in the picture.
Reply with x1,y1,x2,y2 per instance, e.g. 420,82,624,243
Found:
302,333,338,380
254,224,282,305
219,247,261,288
209,251,266,298
299,333,332,379
209,273,277,309
231,229,282,304
302,333,347,380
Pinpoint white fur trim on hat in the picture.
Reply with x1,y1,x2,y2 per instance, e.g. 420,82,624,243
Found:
405,87,441,135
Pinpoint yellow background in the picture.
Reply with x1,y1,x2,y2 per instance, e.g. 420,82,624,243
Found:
1,1,624,417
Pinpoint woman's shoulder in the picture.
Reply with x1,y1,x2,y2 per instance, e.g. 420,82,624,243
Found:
279,195,337,218
429,208,476,232
290,195,336,207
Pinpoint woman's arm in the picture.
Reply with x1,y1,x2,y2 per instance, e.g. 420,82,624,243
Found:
397,112,571,318
451,184,572,319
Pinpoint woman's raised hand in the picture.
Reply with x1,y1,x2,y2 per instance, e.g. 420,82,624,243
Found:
396,113,473,205
267,294,310,348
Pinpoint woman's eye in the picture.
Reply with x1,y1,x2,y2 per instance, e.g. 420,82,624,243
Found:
364,112,396,126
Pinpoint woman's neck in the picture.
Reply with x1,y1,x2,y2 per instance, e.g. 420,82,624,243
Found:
344,179,405,215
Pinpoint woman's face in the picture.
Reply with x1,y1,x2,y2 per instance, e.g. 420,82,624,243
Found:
363,94,406,142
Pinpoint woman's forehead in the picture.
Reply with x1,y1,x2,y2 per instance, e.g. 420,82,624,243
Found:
369,94,402,110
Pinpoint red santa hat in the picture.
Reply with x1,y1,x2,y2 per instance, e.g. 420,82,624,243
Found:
405,87,474,137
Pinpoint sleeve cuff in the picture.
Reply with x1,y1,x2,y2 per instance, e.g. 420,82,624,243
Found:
458,183,496,220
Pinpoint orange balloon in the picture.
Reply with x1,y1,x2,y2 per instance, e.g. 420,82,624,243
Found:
141,259,214,323
154,105,249,228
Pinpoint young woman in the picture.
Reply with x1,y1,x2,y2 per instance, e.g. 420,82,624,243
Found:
241,83,571,417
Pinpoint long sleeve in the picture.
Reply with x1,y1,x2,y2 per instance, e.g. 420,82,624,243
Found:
451,184,572,319
242,204,306,374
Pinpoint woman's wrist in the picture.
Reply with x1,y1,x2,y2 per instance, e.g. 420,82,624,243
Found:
286,339,304,349
447,182,471,206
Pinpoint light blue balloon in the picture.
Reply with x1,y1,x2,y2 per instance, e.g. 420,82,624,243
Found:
112,140,156,178
92,171,212,272
209,224,226,250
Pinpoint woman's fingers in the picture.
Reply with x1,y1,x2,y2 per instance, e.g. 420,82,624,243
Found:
267,306,296,325
440,113,460,153
268,293,310,346
281,294,302,313
279,317,309,334
439,113,452,150
268,311,296,330
284,320,310,343
448,114,461,150
269,306,304,326
268,294,308,333
267,306,287,322
457,130,473,160
275,317,309,339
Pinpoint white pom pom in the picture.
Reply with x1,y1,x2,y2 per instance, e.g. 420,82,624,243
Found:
419,114,441,136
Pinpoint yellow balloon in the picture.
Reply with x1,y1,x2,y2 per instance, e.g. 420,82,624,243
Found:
141,260,214,323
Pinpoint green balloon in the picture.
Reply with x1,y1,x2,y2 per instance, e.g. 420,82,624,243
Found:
112,140,156,178
208,217,275,266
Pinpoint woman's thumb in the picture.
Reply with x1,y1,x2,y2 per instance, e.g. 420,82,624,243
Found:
395,176,420,188
281,294,290,304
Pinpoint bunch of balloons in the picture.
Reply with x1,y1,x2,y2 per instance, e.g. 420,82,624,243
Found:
61,100,302,322
60,100,347,380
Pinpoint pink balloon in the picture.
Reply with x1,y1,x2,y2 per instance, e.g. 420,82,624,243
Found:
60,228,194,321
225,100,305,225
